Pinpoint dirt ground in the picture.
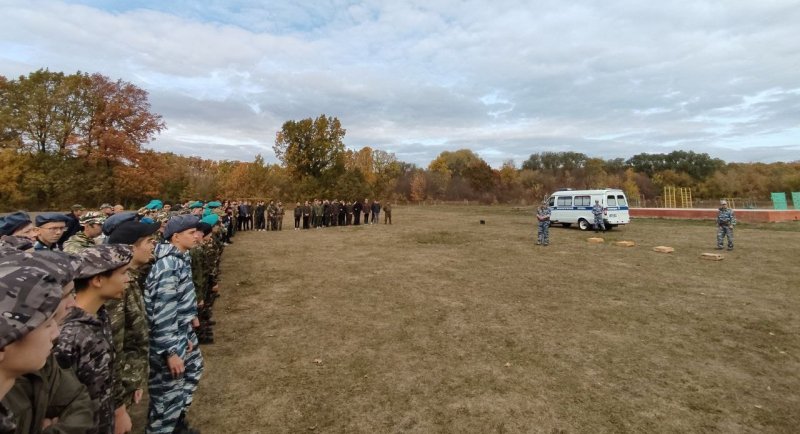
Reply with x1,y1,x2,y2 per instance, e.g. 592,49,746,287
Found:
146,205,799,433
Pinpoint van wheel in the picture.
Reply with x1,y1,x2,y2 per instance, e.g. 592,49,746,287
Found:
561,223,572,228
578,219,590,231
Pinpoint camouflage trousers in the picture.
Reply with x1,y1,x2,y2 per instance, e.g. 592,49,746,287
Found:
537,221,550,245
146,344,204,434
593,215,605,231
717,225,734,248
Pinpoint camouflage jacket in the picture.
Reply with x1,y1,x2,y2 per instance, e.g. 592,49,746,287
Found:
0,402,15,434
145,243,198,358
592,204,604,217
2,354,94,434
717,208,736,226
537,207,551,222
106,268,149,409
62,233,97,255
190,245,208,303
53,306,114,434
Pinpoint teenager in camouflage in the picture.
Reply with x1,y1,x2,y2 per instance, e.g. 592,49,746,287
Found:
106,220,161,433
54,244,134,434
0,249,96,433
144,215,203,434
0,256,65,433
63,212,106,254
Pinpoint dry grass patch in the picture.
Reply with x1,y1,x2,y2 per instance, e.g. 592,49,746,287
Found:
184,205,800,433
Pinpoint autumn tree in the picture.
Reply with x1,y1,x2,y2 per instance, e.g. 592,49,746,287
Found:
410,171,427,203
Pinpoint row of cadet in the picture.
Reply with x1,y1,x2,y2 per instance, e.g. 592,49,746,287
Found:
292,199,392,230
221,199,394,232
0,199,231,434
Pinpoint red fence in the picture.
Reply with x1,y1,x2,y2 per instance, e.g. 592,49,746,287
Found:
630,208,800,223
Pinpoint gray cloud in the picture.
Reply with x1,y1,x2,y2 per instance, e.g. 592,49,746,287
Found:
1,0,798,167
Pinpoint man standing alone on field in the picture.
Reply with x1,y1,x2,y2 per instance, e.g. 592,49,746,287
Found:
716,200,736,250
536,202,551,246
383,201,392,224
592,200,605,233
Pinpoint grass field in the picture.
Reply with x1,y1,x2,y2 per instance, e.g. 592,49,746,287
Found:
180,205,799,433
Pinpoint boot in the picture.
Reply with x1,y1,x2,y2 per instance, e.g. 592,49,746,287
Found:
174,412,201,434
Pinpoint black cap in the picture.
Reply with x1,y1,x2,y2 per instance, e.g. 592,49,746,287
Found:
107,221,161,245
196,222,213,236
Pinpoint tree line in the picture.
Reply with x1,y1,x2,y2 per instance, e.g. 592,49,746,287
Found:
1,69,799,211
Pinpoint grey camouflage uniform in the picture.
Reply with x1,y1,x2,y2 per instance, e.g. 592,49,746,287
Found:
716,205,736,249
536,205,551,245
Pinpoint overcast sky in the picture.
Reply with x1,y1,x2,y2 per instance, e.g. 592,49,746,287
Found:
2,0,799,167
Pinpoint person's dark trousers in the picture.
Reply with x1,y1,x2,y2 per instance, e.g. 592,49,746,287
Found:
373,212,380,223
303,216,309,229
354,213,361,225
294,216,301,229
364,211,370,224
255,215,264,230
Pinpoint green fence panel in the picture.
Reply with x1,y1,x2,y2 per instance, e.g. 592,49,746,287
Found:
792,192,800,210
771,192,788,210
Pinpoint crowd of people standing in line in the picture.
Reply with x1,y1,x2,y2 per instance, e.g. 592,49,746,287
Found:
213,198,394,233
293,198,392,229
0,199,235,434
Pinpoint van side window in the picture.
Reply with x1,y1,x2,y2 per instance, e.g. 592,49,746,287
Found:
606,195,617,206
574,195,591,206
548,196,555,207
616,195,627,206
557,197,572,207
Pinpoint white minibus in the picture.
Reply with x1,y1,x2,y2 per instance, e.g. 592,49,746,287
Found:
547,189,630,230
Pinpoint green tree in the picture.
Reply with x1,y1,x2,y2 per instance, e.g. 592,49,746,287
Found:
273,114,346,179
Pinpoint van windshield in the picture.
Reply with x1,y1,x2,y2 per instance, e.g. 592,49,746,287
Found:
616,195,627,206
606,195,617,206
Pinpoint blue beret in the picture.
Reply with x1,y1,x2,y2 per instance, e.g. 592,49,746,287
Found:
144,200,163,210
206,201,222,208
188,201,204,209
102,212,137,236
34,212,70,227
0,212,32,236
164,215,200,240
201,214,219,226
